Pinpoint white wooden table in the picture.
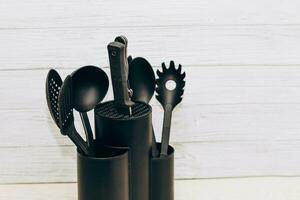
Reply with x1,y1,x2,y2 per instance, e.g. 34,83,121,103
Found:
1,178,300,200
1,0,300,199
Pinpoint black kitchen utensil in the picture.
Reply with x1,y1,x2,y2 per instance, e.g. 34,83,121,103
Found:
46,69,62,127
107,39,134,115
71,65,109,155
46,69,93,143
156,61,185,157
129,57,156,103
114,36,133,98
58,75,92,156
128,57,159,157
127,55,133,65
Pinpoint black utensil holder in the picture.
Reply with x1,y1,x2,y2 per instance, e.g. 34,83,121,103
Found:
77,146,130,200
77,100,175,200
150,143,174,200
95,101,152,200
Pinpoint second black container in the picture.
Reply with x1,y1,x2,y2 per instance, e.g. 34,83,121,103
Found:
77,146,129,200
95,101,152,200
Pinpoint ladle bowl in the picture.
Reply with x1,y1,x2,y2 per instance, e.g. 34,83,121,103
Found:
72,65,109,112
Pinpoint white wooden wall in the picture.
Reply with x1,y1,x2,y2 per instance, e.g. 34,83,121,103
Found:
1,0,300,198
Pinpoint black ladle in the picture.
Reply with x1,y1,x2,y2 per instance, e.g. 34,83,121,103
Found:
71,65,109,153
128,57,159,157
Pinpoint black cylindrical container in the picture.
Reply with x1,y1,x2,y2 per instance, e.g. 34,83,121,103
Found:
95,101,152,200
77,146,129,200
150,144,174,200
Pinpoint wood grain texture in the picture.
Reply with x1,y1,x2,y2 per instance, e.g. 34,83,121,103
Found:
3,66,300,110
0,0,300,188
1,178,300,200
2,67,300,145
1,141,300,184
1,0,300,28
1,67,300,183
3,103,300,147
0,26,300,70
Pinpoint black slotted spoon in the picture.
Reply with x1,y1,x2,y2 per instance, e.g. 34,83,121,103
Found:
46,69,94,155
58,75,92,156
46,69,62,127
156,61,186,157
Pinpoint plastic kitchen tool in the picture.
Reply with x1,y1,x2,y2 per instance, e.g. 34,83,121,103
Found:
114,36,133,98
71,65,109,155
95,101,152,200
156,61,185,157
127,55,133,64
58,75,92,156
46,69,62,127
128,57,159,157
46,69,93,146
77,147,129,200
129,57,156,103
107,39,134,115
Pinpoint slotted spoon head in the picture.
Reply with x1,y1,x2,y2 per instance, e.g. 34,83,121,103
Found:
46,69,62,127
155,61,186,110
58,75,74,135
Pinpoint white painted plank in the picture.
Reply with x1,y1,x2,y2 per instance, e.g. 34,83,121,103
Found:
2,67,300,146
0,0,300,28
1,67,300,181
2,103,300,147
0,26,300,70
1,141,300,184
2,67,300,110
1,178,300,200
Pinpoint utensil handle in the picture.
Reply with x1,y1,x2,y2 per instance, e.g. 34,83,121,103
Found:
107,42,134,115
151,125,159,157
160,104,173,157
68,128,90,156
80,112,95,154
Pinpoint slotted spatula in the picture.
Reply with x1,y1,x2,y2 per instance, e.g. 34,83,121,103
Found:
46,69,62,127
58,75,92,156
46,69,94,146
156,61,186,157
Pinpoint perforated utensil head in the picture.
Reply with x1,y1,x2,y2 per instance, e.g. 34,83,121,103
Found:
58,75,74,135
46,69,62,127
129,57,155,103
155,61,186,110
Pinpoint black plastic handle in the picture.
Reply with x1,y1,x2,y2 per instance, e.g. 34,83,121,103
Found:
68,127,90,156
79,112,95,153
107,41,134,115
160,104,173,157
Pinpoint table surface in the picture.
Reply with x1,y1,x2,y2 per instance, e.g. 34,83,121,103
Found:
1,177,300,200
